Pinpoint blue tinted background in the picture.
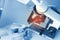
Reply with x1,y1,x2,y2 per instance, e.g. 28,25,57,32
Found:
0,0,60,40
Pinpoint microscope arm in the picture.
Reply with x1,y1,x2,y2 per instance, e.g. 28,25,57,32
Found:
44,8,60,29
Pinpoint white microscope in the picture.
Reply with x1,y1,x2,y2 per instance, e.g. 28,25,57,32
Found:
31,0,60,38
17,0,60,39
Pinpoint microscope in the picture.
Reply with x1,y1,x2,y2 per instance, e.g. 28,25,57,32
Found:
17,0,60,39
31,0,60,39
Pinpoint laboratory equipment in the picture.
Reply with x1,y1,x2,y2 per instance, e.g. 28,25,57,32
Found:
31,0,60,30
0,0,60,40
27,0,60,39
27,5,50,35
